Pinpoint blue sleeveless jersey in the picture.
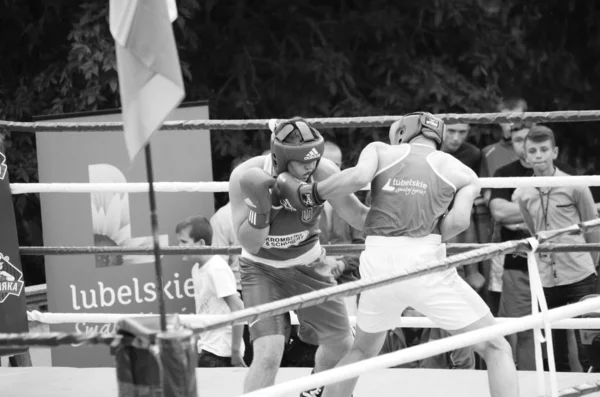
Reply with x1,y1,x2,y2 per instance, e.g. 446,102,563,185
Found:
242,156,323,267
364,144,456,237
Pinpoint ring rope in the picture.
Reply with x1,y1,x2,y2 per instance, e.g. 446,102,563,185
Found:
0,331,117,347
163,218,600,334
240,296,600,397
9,175,600,194
526,238,558,397
16,242,600,256
558,382,600,397
3,110,600,132
25,310,600,330
2,218,599,348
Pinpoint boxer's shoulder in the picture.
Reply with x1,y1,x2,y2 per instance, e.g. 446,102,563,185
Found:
230,156,268,180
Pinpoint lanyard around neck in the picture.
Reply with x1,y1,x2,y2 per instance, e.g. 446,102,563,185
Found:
535,167,556,230
537,188,551,230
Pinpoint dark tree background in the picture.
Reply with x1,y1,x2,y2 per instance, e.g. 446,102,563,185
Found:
1,0,600,285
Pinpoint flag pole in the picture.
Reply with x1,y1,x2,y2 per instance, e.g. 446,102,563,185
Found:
144,143,167,332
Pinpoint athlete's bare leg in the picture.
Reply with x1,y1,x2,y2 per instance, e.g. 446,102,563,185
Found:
321,327,387,397
450,312,519,397
243,334,285,393
313,334,353,373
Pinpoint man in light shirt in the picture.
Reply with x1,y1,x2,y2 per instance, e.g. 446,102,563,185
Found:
513,126,599,371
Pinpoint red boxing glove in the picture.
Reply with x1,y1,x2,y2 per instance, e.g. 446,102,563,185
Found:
276,172,324,211
239,168,276,228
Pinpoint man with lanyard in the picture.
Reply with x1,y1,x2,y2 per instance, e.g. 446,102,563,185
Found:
513,125,599,371
489,124,577,370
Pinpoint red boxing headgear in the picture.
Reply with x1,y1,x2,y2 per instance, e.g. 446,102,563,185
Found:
270,119,325,175
389,112,446,149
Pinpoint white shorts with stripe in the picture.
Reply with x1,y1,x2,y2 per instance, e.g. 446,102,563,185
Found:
357,234,490,333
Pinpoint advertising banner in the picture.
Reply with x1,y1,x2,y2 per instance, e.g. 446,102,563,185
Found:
0,148,29,357
36,102,214,367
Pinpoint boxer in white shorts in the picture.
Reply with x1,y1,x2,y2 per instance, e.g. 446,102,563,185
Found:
282,112,519,397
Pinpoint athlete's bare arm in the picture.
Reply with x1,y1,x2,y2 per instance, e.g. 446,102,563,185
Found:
316,142,382,200
229,156,272,254
437,154,482,241
489,198,524,225
313,157,369,231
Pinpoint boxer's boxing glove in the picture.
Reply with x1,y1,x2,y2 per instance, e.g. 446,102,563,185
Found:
240,168,277,228
276,172,324,210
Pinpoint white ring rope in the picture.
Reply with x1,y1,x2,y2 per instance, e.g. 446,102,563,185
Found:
241,296,600,397
9,175,600,194
26,310,600,330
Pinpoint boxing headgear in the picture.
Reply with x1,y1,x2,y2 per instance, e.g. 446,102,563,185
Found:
270,119,325,175
389,112,446,149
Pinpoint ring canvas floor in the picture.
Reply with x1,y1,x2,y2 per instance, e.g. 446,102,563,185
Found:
2,367,600,397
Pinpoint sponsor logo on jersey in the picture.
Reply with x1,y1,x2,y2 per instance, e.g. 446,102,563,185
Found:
0,253,25,303
303,148,321,160
262,231,310,249
381,178,428,195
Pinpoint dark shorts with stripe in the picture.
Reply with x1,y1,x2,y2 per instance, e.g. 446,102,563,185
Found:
239,257,351,345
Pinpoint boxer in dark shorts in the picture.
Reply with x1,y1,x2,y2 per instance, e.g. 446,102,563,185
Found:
228,118,368,395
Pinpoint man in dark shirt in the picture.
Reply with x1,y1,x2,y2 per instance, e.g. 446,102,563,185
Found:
441,123,482,172
490,125,576,370
480,98,528,315
441,123,485,292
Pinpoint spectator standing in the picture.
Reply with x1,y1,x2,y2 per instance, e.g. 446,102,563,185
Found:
480,97,528,315
176,216,246,367
490,124,577,370
513,126,599,372
441,123,485,292
441,122,482,172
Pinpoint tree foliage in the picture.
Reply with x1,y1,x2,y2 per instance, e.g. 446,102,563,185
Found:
1,0,600,283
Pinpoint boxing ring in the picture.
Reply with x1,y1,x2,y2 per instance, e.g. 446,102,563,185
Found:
2,112,600,397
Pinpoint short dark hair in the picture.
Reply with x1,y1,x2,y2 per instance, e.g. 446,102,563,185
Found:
498,97,528,112
510,120,535,133
525,125,556,147
175,216,212,244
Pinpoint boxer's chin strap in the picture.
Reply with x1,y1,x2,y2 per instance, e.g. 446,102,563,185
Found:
525,237,558,397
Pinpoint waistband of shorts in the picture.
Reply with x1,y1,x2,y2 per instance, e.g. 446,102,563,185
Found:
240,242,322,268
365,234,442,248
